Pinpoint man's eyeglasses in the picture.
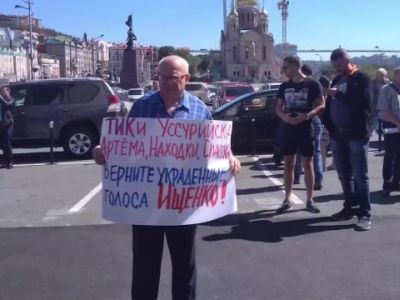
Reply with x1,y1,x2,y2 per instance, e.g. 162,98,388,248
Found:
158,74,188,82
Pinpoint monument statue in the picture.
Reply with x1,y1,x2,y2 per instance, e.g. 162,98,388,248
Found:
119,14,140,89
125,14,137,48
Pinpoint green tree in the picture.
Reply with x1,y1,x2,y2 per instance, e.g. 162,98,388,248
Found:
197,58,210,73
320,65,334,79
157,46,175,60
358,64,394,79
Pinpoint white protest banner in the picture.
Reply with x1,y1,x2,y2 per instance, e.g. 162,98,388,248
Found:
100,117,237,225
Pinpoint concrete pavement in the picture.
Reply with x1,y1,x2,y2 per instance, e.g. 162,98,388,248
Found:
1,143,400,299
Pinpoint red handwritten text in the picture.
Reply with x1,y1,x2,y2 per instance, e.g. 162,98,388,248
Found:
105,117,147,137
157,182,227,214
158,119,232,141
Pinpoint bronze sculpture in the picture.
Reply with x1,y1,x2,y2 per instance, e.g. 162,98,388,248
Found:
125,14,137,48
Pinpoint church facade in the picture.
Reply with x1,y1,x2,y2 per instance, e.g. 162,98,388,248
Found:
221,0,280,82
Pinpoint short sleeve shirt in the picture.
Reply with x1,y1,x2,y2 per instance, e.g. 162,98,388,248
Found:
278,77,322,114
377,83,400,119
129,90,212,121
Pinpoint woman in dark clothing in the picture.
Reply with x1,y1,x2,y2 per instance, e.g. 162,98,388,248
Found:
0,85,15,169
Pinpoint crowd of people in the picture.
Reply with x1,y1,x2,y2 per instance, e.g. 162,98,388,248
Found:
275,48,400,234
2,49,400,299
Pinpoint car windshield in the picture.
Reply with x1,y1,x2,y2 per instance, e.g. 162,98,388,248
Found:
213,91,277,115
185,84,203,91
128,89,143,95
213,92,255,114
270,84,281,89
225,86,253,97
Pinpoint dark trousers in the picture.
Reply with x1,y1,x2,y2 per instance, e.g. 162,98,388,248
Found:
331,136,371,218
0,123,13,164
131,225,197,300
383,133,400,190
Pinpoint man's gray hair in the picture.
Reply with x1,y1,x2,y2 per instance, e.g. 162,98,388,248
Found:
376,68,388,76
159,55,189,74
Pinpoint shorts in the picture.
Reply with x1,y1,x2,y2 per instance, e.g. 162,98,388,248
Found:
281,125,314,157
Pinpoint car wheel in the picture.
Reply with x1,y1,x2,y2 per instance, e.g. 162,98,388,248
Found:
63,127,97,159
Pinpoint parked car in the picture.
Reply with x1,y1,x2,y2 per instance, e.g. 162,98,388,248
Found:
112,86,129,102
212,89,280,152
261,82,281,91
218,83,255,106
8,78,127,158
127,88,145,102
185,82,213,106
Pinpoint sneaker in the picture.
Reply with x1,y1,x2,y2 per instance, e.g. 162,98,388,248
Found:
327,165,336,171
382,189,391,198
276,201,293,214
331,208,355,221
1,163,13,169
355,217,371,231
293,178,300,185
306,201,320,213
314,182,323,191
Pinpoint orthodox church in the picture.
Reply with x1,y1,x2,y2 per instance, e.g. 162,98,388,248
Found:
221,0,280,82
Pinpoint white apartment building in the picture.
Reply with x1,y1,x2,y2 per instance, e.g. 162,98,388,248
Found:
0,47,28,81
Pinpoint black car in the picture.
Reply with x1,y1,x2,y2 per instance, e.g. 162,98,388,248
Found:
9,78,127,158
212,89,280,152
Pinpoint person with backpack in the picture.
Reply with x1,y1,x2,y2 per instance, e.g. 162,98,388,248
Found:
377,67,400,197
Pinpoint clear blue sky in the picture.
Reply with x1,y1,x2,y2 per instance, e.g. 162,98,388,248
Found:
1,0,399,60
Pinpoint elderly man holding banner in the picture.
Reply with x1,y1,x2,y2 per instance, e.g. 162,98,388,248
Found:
93,55,240,300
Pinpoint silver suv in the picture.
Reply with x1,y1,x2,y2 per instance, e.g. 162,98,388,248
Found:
185,82,213,105
9,78,127,158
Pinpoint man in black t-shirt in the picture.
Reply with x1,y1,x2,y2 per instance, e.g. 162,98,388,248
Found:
275,55,325,213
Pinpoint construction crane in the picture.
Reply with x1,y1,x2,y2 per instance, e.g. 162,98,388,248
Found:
277,0,289,55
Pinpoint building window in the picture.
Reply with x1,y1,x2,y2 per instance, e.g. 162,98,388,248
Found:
233,46,237,60
245,48,249,60
263,46,267,60
247,13,250,22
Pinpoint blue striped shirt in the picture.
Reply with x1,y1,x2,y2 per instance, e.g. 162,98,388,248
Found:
128,91,212,121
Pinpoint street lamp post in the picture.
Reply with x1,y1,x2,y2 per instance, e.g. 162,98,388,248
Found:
90,34,104,76
15,0,34,80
